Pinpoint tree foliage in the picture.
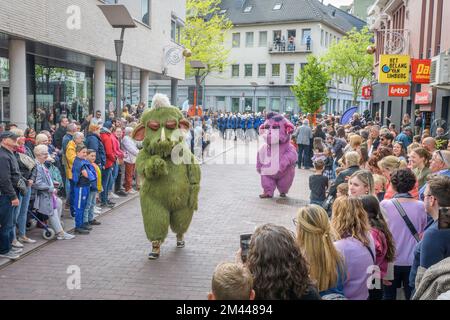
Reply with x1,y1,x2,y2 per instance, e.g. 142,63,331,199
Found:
182,0,233,78
321,26,374,106
291,55,330,115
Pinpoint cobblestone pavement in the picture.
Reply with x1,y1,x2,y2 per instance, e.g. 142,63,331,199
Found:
0,135,312,300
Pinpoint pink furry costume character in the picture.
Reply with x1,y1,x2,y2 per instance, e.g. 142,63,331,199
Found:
257,113,298,198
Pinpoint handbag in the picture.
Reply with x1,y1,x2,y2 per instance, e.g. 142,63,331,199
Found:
391,198,421,242
17,178,28,196
18,152,36,171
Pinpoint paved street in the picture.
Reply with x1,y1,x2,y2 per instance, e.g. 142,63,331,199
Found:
0,137,311,300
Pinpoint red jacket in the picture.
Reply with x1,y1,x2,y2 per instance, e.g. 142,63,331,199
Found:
100,130,116,169
111,134,124,160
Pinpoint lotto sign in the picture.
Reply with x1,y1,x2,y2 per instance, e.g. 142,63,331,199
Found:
388,85,410,97
411,59,431,83
379,55,410,83
361,86,372,99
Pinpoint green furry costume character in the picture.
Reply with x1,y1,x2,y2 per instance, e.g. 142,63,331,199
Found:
132,94,201,259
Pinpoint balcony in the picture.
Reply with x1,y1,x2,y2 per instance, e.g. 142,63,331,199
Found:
268,39,312,54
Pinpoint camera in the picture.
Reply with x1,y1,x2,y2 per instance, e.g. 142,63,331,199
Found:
240,234,252,263
438,207,450,230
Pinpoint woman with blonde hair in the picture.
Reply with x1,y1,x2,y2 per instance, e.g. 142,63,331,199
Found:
295,205,346,297
378,155,418,200
348,170,375,197
331,196,375,300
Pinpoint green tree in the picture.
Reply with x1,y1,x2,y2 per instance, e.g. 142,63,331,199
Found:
321,26,374,106
182,0,233,78
291,55,330,115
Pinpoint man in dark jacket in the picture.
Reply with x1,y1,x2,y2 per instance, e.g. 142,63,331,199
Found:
85,125,106,169
0,132,22,260
53,117,69,150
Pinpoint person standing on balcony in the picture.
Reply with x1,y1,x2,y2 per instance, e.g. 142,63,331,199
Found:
306,36,311,51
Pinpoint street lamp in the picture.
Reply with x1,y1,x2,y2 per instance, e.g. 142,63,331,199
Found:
189,60,206,117
98,4,136,118
250,82,258,113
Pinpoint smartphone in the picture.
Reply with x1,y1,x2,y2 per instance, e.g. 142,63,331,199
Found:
240,234,252,263
438,207,450,230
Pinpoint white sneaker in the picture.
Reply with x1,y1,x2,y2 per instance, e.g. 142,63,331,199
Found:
110,192,120,199
128,189,138,194
0,251,20,260
12,240,24,248
11,247,23,254
94,206,102,211
94,209,102,214
57,232,75,240
18,236,37,244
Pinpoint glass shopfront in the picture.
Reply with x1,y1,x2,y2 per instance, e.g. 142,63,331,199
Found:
33,62,93,130
0,57,9,124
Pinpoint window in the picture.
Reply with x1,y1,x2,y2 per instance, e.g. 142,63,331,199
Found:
271,98,281,112
273,3,282,10
272,64,280,77
171,19,182,43
302,29,311,44
232,33,240,48
246,32,254,47
216,96,226,110
141,0,150,25
231,97,240,113
258,64,266,77
245,64,253,77
285,98,296,113
300,63,308,71
232,64,239,77
273,30,281,42
259,31,268,47
257,98,267,112
287,30,296,38
321,30,324,46
286,64,295,84
244,98,253,111
243,6,252,13
325,31,328,47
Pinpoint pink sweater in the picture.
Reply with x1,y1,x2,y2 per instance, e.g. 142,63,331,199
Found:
111,134,124,160
370,228,388,279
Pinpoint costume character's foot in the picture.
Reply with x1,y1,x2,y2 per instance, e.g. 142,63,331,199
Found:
148,241,161,260
259,194,273,199
280,193,287,198
176,235,185,248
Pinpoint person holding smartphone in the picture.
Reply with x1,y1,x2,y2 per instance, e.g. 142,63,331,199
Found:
410,175,450,293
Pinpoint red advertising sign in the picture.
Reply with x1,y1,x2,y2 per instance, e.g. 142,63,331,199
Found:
388,85,410,97
412,59,431,83
361,86,372,99
415,91,432,105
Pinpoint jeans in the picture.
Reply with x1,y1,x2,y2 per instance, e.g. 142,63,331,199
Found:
0,195,14,254
11,194,23,241
73,186,90,228
382,265,413,300
84,191,97,224
111,163,119,190
297,144,311,168
66,178,75,216
100,167,113,204
17,186,32,238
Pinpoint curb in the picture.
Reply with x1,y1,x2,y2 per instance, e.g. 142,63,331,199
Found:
0,194,139,271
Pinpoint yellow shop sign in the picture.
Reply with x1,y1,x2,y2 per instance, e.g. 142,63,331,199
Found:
379,55,410,83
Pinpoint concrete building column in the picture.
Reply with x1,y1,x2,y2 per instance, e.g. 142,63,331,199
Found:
9,39,27,129
140,70,149,107
94,60,106,118
171,78,179,107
